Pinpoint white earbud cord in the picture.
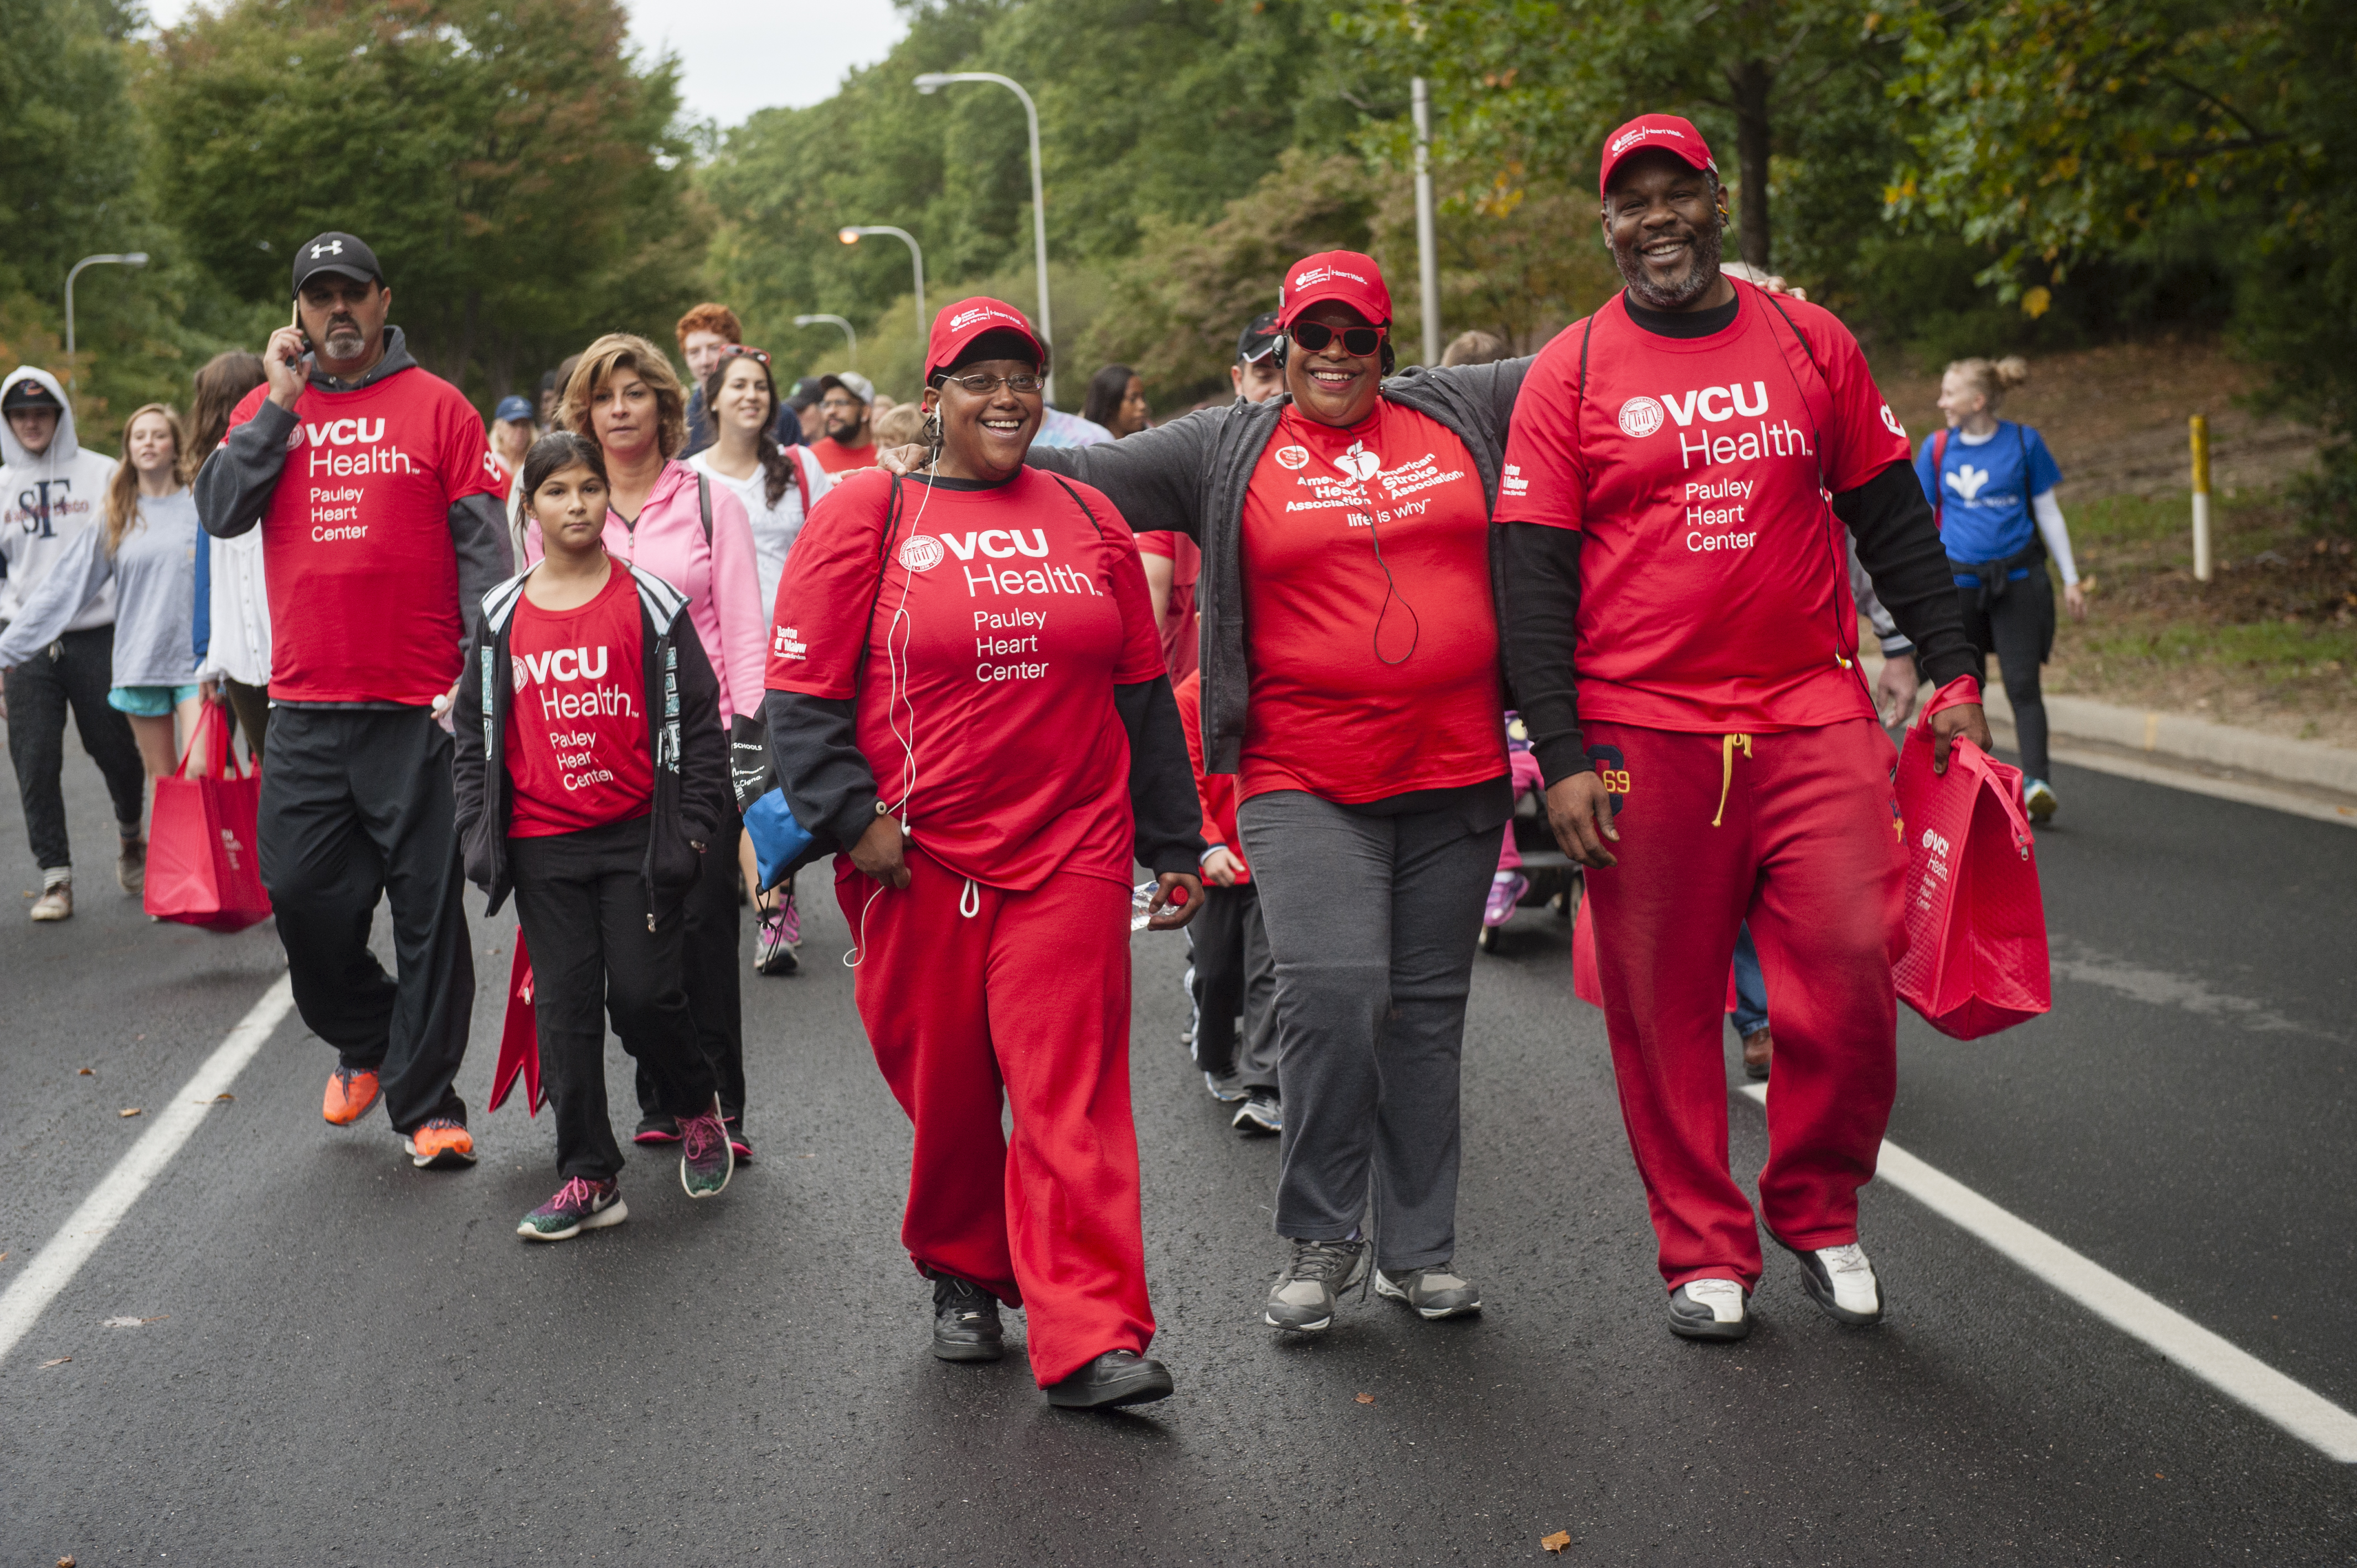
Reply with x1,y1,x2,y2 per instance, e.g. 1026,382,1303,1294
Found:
846,458,938,969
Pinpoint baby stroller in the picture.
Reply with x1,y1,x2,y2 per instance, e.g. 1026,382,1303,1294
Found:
1480,714,1581,954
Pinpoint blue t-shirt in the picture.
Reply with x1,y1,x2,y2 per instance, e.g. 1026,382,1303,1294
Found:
1915,420,2062,566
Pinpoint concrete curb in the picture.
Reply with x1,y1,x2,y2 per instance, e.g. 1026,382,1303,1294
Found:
1977,687,2357,795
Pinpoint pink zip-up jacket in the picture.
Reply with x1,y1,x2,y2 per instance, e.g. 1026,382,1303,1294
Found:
526,458,766,726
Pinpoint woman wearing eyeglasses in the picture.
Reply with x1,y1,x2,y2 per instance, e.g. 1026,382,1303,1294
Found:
890,253,1531,1338
764,298,1205,1409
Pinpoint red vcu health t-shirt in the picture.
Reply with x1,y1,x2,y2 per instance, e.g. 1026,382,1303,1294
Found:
1237,400,1505,804
227,367,506,704
765,467,1164,891
504,565,653,837
1495,281,1912,732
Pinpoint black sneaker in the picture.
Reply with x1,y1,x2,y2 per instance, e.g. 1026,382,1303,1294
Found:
632,1112,680,1146
931,1275,1004,1363
1264,1237,1368,1332
1668,1278,1751,1341
1045,1349,1173,1410
1232,1090,1282,1136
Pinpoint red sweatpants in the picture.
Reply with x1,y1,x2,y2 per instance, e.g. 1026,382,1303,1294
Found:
835,843,1154,1386
1582,718,1906,1293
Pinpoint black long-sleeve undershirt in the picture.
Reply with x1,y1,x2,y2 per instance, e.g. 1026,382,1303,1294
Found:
1504,458,1978,789
764,679,1203,876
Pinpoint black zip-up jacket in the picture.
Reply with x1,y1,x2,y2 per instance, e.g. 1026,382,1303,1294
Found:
1021,362,1530,776
452,562,732,924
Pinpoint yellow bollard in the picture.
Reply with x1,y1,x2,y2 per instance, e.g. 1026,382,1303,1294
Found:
2190,414,2212,582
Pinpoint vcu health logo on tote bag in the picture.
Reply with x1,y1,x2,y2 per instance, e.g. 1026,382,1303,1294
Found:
144,704,271,933
1893,677,2052,1039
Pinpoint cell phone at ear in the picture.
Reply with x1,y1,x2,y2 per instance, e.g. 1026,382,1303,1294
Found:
288,301,312,357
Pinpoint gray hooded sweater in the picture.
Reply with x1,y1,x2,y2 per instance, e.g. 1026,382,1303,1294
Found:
1,367,121,634
1021,360,1530,777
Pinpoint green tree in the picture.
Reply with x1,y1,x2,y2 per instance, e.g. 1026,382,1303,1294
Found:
141,0,704,401
1338,0,1900,272
1890,0,2357,522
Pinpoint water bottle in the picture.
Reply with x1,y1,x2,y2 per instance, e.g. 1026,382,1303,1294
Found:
1131,879,1190,932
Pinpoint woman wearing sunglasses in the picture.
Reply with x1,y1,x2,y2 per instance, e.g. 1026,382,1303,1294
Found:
764,298,1204,1410
887,252,1530,1338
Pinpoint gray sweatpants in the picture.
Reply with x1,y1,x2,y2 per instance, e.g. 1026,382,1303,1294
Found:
1238,789,1498,1272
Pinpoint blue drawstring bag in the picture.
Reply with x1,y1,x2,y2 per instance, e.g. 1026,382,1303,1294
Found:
743,787,816,893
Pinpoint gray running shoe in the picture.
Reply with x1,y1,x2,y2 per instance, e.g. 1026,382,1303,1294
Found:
1667,1278,1751,1341
1374,1265,1481,1320
1232,1090,1282,1136
1264,1237,1368,1333
1202,1069,1248,1104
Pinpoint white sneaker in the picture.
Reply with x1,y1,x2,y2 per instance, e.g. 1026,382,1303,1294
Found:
1667,1277,1750,1341
1788,1241,1883,1324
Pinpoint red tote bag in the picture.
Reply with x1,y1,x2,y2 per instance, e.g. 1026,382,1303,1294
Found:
1893,676,2053,1039
488,936,542,1116
143,704,271,932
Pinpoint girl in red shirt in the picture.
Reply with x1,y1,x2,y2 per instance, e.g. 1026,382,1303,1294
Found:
765,300,1205,1410
455,433,738,1240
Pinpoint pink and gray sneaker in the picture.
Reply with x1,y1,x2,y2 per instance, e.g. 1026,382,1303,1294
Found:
678,1099,735,1198
1483,873,1529,929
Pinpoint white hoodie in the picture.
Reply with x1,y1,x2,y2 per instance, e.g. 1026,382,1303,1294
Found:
1,367,120,633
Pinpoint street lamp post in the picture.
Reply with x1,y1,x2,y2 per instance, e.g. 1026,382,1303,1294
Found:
838,226,926,348
913,71,1057,406
793,313,858,370
1411,79,1440,367
64,252,150,396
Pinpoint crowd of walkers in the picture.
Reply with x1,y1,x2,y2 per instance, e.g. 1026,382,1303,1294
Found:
0,110,2094,1411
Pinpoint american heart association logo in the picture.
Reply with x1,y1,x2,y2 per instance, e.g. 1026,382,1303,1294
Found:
1334,442,1381,483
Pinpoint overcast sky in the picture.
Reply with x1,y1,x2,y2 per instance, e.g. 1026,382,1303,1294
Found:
142,0,909,127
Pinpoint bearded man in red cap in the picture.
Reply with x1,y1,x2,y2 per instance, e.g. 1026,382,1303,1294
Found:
764,297,1205,1410
1499,115,1990,1342
902,253,1530,1337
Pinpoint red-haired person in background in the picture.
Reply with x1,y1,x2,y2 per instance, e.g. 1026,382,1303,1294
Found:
764,298,1204,1410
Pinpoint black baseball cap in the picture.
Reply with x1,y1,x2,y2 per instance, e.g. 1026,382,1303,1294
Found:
786,375,826,412
2,379,63,411
291,232,383,296
1236,310,1281,364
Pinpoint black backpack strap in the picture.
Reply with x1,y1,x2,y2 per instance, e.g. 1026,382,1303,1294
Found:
695,472,712,545
1047,473,1107,538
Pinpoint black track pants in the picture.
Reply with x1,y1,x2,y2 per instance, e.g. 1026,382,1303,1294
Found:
259,706,474,1133
3,625,147,871
1957,570,2058,782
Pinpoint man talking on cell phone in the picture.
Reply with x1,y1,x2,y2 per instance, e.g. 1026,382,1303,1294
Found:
1497,118,1990,1343
195,231,512,1171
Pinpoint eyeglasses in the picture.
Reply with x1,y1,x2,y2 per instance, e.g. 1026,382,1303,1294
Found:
719,345,772,366
938,372,1046,395
1288,322,1386,356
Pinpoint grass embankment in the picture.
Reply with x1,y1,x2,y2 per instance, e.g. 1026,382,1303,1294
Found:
2049,491,2357,744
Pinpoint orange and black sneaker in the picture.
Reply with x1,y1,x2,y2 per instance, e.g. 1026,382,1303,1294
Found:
323,1066,381,1126
401,1118,477,1170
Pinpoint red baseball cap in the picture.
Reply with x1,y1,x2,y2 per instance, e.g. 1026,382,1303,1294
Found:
923,297,1046,384
1276,251,1392,331
1598,114,1718,198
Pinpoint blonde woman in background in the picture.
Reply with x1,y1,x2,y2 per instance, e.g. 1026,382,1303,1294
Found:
0,404,207,784
1915,355,2085,822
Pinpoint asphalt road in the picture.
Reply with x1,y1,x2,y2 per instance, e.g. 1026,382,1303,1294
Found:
3,738,2354,1566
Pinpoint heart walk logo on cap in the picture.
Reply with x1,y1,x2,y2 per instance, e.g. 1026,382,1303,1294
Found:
1618,396,1666,439
898,534,945,572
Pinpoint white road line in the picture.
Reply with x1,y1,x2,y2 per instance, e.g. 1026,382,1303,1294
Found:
0,974,294,1368
1741,1082,2357,1462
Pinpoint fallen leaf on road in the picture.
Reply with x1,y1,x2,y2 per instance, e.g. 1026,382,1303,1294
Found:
39,1358,70,1368
77,1067,92,1076
104,1317,142,1328
60,1556,76,1566
1355,1392,1375,1405
199,1094,233,1103
1541,1530,1571,1554
118,1108,143,1118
